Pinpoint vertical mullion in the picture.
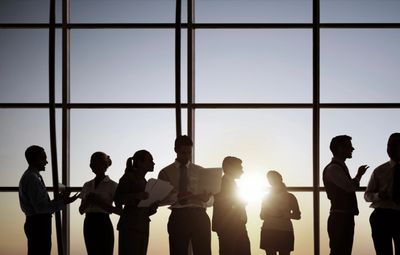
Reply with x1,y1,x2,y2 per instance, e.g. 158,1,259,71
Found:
61,0,71,254
188,0,195,160
313,0,321,254
175,0,182,137
49,0,64,254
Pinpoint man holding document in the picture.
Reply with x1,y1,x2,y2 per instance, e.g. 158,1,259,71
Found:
158,135,219,255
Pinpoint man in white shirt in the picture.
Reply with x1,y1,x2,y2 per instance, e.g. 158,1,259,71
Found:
365,133,400,255
19,145,79,255
158,135,212,255
322,135,368,255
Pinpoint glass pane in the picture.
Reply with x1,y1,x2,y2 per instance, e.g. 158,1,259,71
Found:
320,192,375,255
0,30,48,103
321,0,400,23
0,192,58,255
70,0,176,23
0,109,62,187
70,30,175,103
196,30,312,103
321,29,400,103
70,109,176,186
320,109,400,187
196,0,312,23
195,109,312,186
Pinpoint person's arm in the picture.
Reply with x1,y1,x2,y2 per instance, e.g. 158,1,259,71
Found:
364,170,384,202
288,194,301,220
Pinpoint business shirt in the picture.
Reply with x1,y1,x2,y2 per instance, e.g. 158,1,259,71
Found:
324,157,361,193
19,167,64,216
158,160,213,209
365,160,400,211
80,176,118,214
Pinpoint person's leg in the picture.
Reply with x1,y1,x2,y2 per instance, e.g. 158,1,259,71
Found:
25,215,52,255
327,213,354,255
235,226,251,255
168,209,191,255
370,209,394,255
392,211,400,255
265,249,277,255
190,209,211,255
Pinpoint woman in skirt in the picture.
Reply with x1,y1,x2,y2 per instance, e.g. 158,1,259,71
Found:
260,170,301,255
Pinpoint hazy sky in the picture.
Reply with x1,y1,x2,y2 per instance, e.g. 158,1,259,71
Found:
1,1,400,254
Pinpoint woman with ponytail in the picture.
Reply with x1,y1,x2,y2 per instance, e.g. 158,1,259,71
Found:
260,171,301,255
79,151,120,255
114,150,158,255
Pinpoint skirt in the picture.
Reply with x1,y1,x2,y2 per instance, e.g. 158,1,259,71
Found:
260,228,294,251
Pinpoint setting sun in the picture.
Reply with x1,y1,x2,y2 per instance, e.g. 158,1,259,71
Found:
236,172,268,204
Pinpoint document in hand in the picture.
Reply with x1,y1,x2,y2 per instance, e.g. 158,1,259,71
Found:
138,178,174,207
196,168,223,194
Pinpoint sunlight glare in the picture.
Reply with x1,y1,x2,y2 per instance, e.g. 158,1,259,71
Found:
236,172,267,205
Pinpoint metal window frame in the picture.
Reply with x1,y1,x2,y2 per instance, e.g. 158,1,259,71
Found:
1,0,400,254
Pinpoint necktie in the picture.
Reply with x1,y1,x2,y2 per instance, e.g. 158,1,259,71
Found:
392,164,400,204
38,174,51,202
179,165,188,204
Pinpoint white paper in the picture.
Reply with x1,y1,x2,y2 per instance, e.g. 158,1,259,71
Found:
196,168,223,194
138,178,174,207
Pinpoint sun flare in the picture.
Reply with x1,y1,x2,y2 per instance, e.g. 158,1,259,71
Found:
236,173,267,204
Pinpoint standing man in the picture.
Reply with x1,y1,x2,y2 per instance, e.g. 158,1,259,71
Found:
212,156,251,255
365,133,400,255
19,145,79,255
322,135,369,255
158,135,212,255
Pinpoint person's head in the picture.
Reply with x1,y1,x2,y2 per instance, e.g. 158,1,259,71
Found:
222,156,243,179
387,133,400,162
127,150,154,173
174,135,193,165
266,170,283,187
90,152,112,176
25,145,48,171
329,135,354,159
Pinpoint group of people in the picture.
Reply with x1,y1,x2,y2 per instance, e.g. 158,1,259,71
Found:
323,133,400,255
18,133,400,255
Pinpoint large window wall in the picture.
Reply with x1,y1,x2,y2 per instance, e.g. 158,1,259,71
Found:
1,1,400,254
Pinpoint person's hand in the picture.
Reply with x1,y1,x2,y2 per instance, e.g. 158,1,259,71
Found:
357,165,369,178
178,191,192,204
63,192,80,205
149,200,160,215
195,191,212,202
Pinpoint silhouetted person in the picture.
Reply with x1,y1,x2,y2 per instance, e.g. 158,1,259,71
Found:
212,156,251,255
158,135,212,255
114,150,158,255
365,133,400,255
18,145,79,255
79,152,120,255
323,135,368,255
260,170,301,255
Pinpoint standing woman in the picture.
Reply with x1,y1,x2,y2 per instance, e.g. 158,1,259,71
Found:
79,151,120,255
114,150,158,255
260,171,301,255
